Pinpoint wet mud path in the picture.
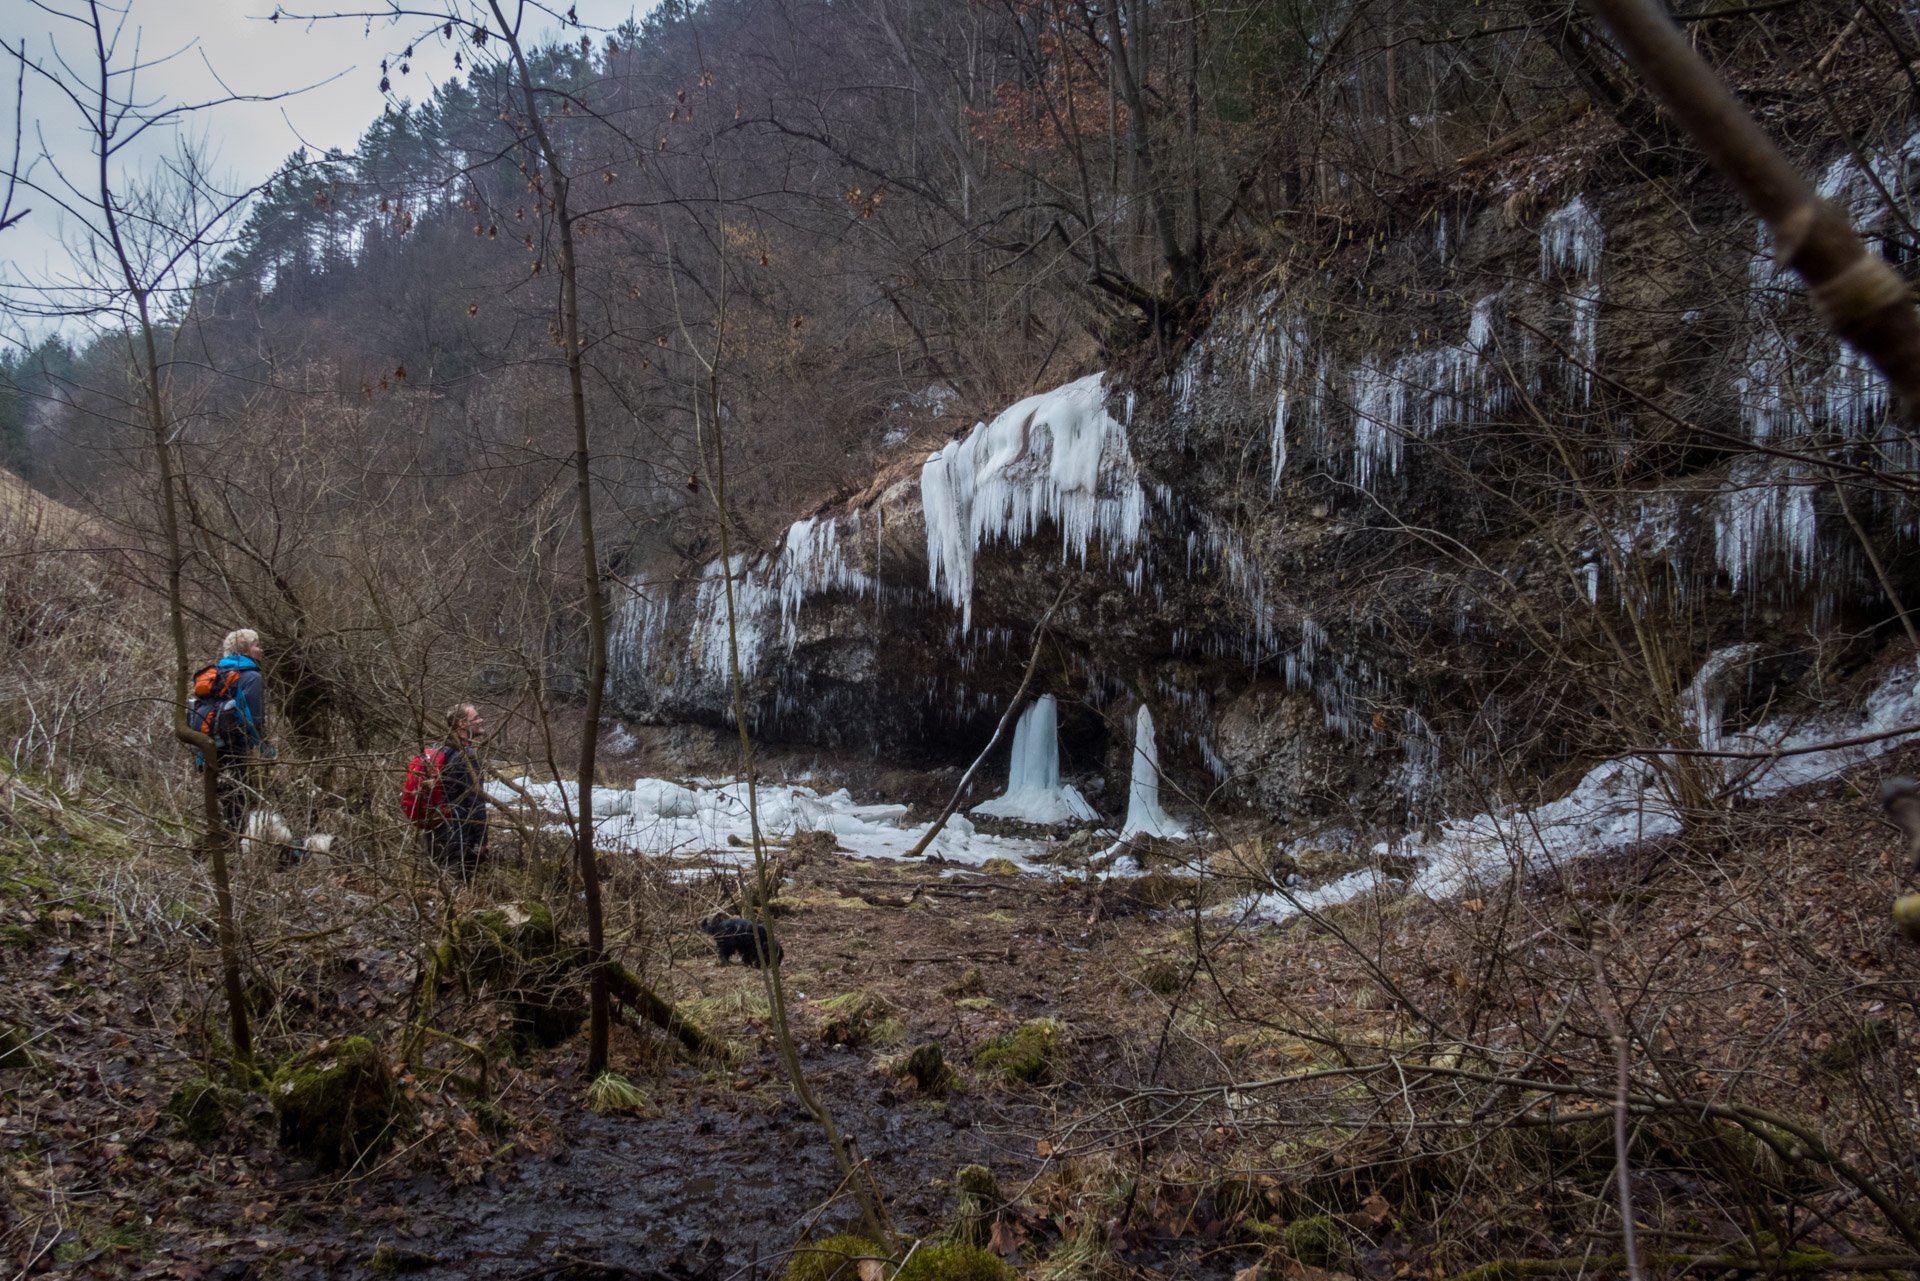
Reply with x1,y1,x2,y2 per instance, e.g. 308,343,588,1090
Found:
356,1063,1003,1278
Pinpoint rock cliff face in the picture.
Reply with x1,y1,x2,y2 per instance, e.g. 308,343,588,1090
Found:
608,147,1920,831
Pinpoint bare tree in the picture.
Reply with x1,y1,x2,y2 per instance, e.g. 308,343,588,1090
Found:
0,0,302,1068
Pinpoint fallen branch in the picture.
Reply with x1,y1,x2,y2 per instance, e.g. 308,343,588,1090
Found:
604,962,723,1059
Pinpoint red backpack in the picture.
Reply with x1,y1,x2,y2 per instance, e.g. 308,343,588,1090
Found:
401,747,449,829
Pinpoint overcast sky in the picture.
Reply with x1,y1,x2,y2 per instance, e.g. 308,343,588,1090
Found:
0,0,647,347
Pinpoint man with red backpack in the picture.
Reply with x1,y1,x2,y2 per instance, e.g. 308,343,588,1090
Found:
190,628,271,837
403,703,489,880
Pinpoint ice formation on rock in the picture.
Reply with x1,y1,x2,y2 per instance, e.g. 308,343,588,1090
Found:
1714,457,1817,592
972,695,1098,825
1538,195,1605,401
922,373,1145,629
1539,195,1604,277
1733,135,1920,442
1120,706,1187,840
1231,657,1920,924
778,515,873,652
609,510,874,705
1684,643,1762,751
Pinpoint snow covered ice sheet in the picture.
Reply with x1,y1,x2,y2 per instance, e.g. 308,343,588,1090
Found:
489,774,1058,872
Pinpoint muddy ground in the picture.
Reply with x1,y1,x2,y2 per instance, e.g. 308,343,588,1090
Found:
3,753,1918,1281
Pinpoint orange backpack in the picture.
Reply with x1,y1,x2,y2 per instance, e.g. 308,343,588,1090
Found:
188,664,243,746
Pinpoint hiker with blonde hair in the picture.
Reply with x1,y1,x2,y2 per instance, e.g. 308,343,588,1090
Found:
189,628,271,836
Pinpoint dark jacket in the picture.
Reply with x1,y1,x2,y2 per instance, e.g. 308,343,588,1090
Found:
214,654,267,751
437,738,487,830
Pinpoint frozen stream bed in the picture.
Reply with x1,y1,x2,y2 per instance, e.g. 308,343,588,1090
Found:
490,657,1920,915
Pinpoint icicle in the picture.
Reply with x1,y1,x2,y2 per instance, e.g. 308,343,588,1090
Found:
1714,457,1817,592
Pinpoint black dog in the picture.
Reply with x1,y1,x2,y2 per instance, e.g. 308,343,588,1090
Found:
700,914,783,967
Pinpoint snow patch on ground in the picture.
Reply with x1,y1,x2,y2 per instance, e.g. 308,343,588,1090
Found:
1226,658,1920,923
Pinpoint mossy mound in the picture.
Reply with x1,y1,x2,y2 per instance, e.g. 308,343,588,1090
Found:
442,901,561,975
902,1042,953,1093
1138,958,1182,995
896,1243,1013,1281
786,1234,888,1281
1283,1214,1350,1268
164,1077,246,1143
818,992,881,1047
1124,871,1200,908
975,1018,1060,1085
271,1037,411,1170
979,857,1020,876
1894,892,1920,942
948,1164,1001,1248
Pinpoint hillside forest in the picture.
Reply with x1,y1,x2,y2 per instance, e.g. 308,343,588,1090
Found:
3,0,1920,1278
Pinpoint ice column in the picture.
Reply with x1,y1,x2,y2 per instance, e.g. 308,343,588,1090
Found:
1120,706,1187,840
972,695,1098,825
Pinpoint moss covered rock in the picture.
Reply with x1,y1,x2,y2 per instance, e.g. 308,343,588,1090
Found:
975,1018,1060,1085
271,1037,411,1170
440,902,585,1049
786,1234,887,1281
164,1077,245,1143
895,1243,1013,1281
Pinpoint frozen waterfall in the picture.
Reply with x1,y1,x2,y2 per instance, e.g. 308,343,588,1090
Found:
1120,705,1187,840
971,695,1098,825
